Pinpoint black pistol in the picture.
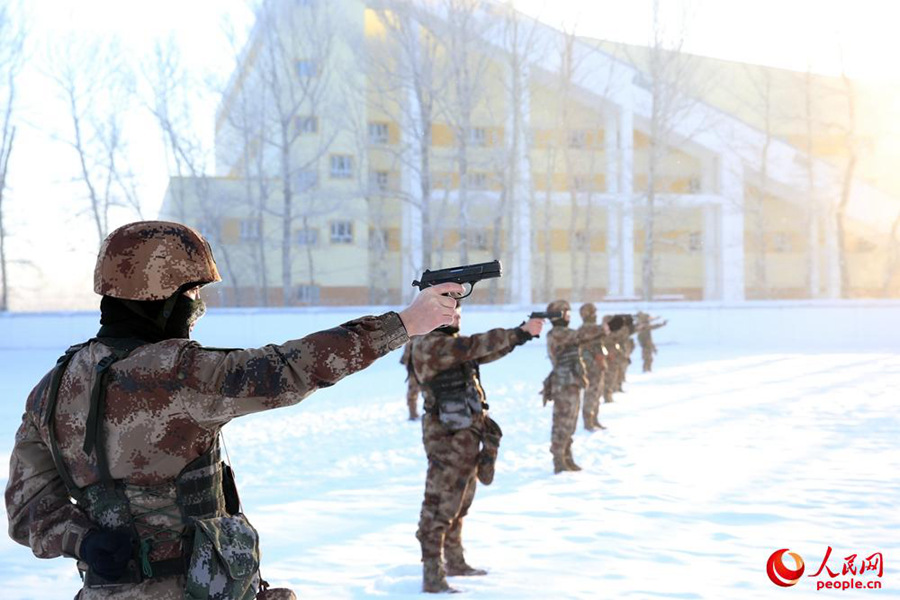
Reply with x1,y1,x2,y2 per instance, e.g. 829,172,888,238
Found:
411,260,502,299
528,311,563,320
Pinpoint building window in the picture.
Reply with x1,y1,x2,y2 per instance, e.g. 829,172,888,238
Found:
689,232,702,252
240,219,261,241
370,170,390,192
469,127,487,147
689,176,702,193
295,59,318,79
294,169,319,192
294,115,318,135
330,155,354,179
296,284,320,304
296,228,318,246
773,233,791,253
568,129,587,149
330,220,354,244
368,122,389,145
467,172,488,190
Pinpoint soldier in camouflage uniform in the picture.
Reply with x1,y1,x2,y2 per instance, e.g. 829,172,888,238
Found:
399,342,421,420
543,300,598,474
412,306,543,593
636,312,667,373
4,221,460,600
577,303,609,431
600,316,618,404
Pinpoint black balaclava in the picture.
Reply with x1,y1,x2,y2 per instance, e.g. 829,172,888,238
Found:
550,315,569,328
99,293,206,342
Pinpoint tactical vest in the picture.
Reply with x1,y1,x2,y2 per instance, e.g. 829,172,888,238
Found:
551,340,588,389
422,361,485,431
44,338,260,598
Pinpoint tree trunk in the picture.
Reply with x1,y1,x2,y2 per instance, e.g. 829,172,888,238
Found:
280,124,294,306
0,126,12,311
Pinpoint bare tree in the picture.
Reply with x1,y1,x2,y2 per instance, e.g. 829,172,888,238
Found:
802,66,821,298
834,64,857,298
486,3,541,304
0,2,24,312
636,0,705,301
440,0,493,265
369,1,448,276
143,39,244,305
47,39,142,245
741,65,778,297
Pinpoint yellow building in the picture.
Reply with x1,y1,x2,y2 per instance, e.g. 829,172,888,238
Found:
161,0,900,306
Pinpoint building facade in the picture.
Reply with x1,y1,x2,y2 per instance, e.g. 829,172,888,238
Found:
160,0,900,306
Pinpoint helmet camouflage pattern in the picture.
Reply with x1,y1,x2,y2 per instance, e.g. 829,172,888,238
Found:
94,221,221,301
579,303,597,321
547,299,570,314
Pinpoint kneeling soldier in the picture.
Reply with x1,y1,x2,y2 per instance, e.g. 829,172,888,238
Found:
412,305,542,593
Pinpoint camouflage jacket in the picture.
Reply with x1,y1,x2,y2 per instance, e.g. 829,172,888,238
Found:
546,325,593,388
577,323,607,377
637,322,664,351
410,327,526,415
5,312,408,565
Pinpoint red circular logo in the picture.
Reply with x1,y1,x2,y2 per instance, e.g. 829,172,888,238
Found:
767,549,806,587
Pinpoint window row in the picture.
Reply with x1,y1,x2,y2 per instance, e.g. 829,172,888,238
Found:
239,220,355,245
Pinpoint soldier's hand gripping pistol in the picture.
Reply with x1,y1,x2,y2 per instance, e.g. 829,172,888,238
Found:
411,259,502,300
521,311,562,339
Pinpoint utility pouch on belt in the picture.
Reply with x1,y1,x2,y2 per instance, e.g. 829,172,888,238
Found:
185,514,261,600
541,375,553,406
477,417,503,486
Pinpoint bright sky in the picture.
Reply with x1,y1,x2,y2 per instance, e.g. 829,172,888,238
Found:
3,0,898,311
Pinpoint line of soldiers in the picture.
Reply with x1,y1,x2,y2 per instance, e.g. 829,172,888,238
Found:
5,219,672,598
401,299,666,592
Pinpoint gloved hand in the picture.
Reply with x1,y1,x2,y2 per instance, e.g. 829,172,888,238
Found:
79,529,134,581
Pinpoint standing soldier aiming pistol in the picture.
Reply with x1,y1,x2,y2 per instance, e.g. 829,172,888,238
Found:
636,312,668,372
410,261,542,593
4,221,461,600
542,300,594,474
577,303,609,432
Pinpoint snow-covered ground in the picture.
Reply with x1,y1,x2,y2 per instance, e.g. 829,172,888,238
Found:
1,302,899,599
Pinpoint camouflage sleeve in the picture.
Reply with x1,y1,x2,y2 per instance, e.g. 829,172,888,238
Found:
415,327,521,376
178,312,409,428
5,410,93,560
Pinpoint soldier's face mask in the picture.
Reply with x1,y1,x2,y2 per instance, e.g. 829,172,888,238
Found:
164,295,207,338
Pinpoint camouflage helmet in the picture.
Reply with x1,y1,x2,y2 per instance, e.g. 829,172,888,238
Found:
547,299,570,314
94,221,221,301
580,303,597,321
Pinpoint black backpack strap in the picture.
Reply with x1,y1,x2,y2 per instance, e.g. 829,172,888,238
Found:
83,337,148,486
44,342,92,505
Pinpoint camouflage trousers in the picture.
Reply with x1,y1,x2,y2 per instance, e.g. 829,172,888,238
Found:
416,414,483,560
642,347,654,372
407,378,421,419
550,386,581,460
582,370,604,428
